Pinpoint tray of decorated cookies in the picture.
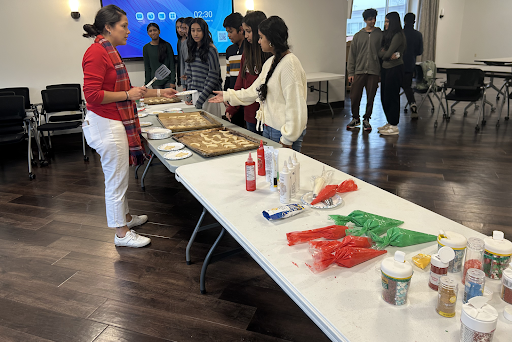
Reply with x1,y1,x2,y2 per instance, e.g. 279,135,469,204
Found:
157,111,222,133
172,127,264,157
144,96,182,105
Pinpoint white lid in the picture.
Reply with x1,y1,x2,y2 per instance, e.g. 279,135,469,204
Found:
461,297,498,333
483,287,493,301
484,231,512,255
431,247,455,268
504,306,512,322
381,251,413,279
503,267,512,281
437,230,467,249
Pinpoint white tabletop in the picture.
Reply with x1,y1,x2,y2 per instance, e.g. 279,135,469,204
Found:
436,63,512,74
175,148,512,342
306,72,345,83
139,102,280,173
474,57,512,65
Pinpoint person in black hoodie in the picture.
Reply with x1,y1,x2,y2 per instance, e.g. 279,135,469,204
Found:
402,13,423,119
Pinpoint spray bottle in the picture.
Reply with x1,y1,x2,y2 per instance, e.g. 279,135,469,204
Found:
287,156,296,198
279,161,291,203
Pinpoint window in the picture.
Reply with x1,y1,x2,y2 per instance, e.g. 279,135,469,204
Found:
347,0,408,36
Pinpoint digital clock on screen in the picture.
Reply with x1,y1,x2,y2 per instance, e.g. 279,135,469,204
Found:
193,11,213,18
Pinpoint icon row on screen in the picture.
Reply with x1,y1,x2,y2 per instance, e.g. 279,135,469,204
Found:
136,12,177,21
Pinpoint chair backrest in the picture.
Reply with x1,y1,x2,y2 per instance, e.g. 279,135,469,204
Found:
446,68,485,90
421,60,437,83
46,84,83,103
0,87,31,109
41,87,81,113
0,95,27,127
0,91,15,97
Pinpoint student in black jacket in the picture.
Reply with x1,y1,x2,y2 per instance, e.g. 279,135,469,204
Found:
402,13,423,119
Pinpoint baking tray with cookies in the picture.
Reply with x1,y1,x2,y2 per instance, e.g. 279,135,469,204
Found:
172,127,265,157
144,96,182,105
157,111,223,133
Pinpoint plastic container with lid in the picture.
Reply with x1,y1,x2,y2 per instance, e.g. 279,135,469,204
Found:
460,296,498,342
483,231,512,280
429,246,455,291
381,251,413,306
464,268,485,304
462,237,485,285
438,230,467,273
501,266,512,304
437,276,458,318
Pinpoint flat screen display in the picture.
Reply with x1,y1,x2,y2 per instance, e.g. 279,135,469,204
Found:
100,0,234,60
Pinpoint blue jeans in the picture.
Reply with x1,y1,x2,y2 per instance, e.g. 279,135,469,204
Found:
245,121,262,135
262,125,306,152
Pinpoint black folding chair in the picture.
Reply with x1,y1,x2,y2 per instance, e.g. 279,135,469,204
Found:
46,84,86,108
39,87,88,161
0,95,44,179
0,91,15,97
437,68,489,131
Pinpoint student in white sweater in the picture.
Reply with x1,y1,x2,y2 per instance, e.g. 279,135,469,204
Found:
209,16,307,151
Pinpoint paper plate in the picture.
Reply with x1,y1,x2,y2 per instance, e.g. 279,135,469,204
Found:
175,90,198,96
137,112,148,118
139,121,152,127
301,192,343,209
163,150,192,160
165,108,183,113
157,142,184,152
149,110,164,115
141,127,153,133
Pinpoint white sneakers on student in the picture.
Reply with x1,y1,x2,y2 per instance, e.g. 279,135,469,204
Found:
379,125,400,135
127,215,148,229
378,123,391,131
115,230,151,247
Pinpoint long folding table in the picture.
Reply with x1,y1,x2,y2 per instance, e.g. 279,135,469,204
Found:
175,148,512,342
135,101,280,265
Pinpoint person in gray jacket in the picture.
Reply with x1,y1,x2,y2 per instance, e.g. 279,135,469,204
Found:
347,8,383,132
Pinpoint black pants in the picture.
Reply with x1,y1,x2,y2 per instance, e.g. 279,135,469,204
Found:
402,72,415,105
381,64,404,126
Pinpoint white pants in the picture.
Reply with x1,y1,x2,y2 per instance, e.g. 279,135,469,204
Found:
82,111,129,228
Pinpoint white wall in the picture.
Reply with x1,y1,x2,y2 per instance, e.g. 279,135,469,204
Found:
0,0,346,104
435,0,512,64
435,0,465,64
457,0,512,62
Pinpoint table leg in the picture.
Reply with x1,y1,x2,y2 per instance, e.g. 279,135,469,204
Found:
140,151,154,191
326,80,334,119
200,228,226,294
134,164,141,179
186,206,221,265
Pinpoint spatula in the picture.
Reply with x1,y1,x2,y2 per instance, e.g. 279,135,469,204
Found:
145,64,171,88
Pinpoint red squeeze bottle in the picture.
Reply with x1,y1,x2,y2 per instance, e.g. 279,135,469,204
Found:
257,140,265,176
245,152,256,191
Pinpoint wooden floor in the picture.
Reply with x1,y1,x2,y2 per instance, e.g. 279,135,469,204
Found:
1,92,511,342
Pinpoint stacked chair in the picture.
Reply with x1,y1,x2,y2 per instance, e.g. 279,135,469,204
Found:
38,84,88,161
405,61,446,116
0,94,45,179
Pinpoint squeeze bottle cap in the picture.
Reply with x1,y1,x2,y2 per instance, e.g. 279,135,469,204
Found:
259,140,264,148
247,152,253,162
282,161,288,172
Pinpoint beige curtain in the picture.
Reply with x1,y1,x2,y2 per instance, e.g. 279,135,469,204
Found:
417,0,440,62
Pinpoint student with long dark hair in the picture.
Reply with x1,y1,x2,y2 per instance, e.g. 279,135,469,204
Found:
184,18,222,116
225,10,272,134
175,17,184,86
378,12,406,136
143,23,175,89
180,17,193,86
82,5,177,247
210,16,307,151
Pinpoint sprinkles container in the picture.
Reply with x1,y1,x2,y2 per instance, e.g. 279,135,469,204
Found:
483,231,512,280
381,251,413,306
500,267,512,304
460,297,498,342
438,230,467,273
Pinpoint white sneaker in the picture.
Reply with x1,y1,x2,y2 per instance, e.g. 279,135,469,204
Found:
379,125,399,135
378,123,391,131
127,215,148,229
115,230,151,247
